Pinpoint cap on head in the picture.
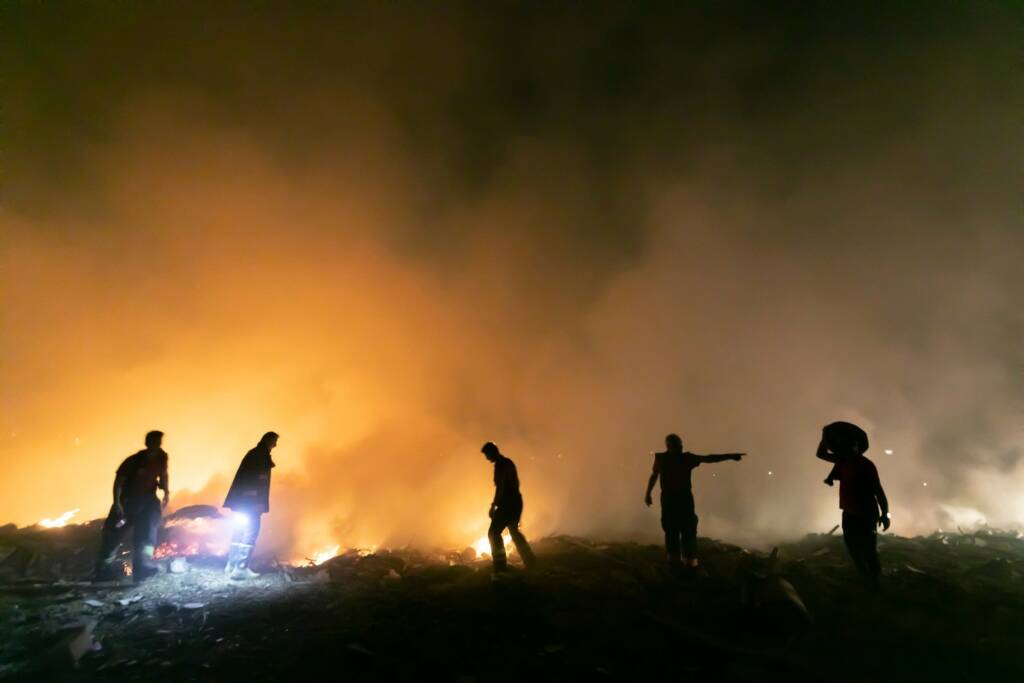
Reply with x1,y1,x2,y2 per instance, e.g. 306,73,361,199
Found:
145,430,164,448
481,441,500,457
665,433,683,451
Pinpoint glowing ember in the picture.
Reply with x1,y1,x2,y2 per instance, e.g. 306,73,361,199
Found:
39,508,80,528
154,541,200,559
472,533,514,557
164,517,217,532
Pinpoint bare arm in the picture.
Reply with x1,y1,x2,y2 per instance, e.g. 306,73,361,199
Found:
112,474,126,512
876,479,890,530
816,439,839,463
695,453,745,464
644,470,659,505
491,465,505,512
159,465,170,508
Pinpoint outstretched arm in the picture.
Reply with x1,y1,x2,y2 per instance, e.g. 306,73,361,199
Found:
695,453,745,464
816,439,839,463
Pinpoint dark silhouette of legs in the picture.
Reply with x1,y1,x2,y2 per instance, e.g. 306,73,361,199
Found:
661,493,697,566
130,497,162,581
507,524,536,568
681,513,699,563
95,497,161,581
842,512,880,590
489,499,534,572
488,516,509,571
663,527,682,564
95,505,127,575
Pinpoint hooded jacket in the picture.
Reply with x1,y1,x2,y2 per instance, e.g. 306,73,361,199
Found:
224,444,275,514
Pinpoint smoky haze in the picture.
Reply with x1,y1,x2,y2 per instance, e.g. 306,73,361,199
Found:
2,2,1022,557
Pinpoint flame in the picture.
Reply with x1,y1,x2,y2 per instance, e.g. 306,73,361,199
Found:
472,532,514,557
39,508,80,528
310,544,340,565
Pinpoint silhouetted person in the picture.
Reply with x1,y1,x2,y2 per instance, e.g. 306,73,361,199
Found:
94,430,170,583
645,433,744,573
816,421,890,591
224,432,278,579
481,442,536,573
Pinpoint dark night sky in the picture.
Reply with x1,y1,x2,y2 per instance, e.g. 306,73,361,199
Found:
1,2,1022,552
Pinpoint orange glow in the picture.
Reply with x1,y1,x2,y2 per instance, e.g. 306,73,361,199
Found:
154,541,200,559
310,544,340,565
472,532,514,557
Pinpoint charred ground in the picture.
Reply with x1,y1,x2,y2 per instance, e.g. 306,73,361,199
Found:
1,523,1022,682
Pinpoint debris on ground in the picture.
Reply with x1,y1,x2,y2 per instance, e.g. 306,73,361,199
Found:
1,522,1022,681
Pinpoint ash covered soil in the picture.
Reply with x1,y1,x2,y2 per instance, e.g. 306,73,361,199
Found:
2,525,1023,682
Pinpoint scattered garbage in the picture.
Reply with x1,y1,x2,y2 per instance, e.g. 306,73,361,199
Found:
1,523,1022,680
62,620,101,668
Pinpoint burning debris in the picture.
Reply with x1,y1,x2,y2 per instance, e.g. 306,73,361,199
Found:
38,509,80,529
2,521,1023,681
152,506,233,561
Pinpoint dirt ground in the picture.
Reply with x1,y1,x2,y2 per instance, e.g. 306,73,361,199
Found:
2,526,1023,682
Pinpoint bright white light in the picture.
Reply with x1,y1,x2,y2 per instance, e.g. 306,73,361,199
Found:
40,508,80,528
767,471,773,476
233,512,250,527
884,449,893,455
922,482,928,487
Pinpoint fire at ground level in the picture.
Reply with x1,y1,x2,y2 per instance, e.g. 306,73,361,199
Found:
2,524,1023,682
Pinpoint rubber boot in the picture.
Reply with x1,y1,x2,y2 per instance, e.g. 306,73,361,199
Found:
228,542,256,579
225,542,244,575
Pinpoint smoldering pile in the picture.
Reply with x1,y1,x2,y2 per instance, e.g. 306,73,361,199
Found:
2,521,1023,681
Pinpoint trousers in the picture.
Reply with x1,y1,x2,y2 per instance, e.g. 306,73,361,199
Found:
488,497,536,571
842,511,880,589
226,511,262,572
95,496,161,574
661,491,698,561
